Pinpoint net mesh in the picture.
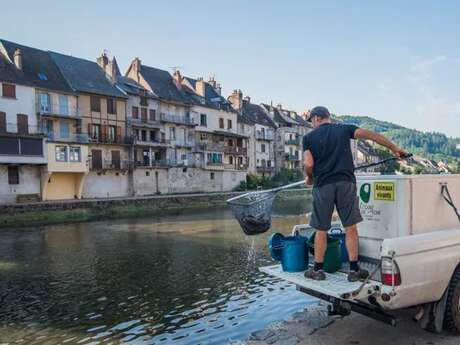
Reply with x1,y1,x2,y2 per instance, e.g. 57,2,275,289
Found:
227,191,276,235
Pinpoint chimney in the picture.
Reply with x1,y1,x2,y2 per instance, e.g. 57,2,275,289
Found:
228,89,243,110
13,49,22,70
173,70,183,89
96,52,109,70
196,77,206,97
208,76,217,88
243,96,251,104
97,53,121,80
132,57,141,78
216,83,222,95
277,103,283,110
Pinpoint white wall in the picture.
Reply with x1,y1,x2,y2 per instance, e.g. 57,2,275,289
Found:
133,168,168,195
191,105,238,134
0,83,37,131
0,165,41,203
82,171,130,198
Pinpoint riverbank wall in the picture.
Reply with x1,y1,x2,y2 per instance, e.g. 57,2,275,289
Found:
0,188,311,228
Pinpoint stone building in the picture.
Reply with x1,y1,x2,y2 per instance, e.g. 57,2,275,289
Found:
229,90,276,177
180,76,248,189
50,52,131,199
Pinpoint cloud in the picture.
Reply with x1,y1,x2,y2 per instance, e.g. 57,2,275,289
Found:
410,55,447,81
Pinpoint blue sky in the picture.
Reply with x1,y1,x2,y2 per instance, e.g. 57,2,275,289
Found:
2,0,460,136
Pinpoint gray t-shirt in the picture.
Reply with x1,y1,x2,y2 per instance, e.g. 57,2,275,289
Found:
302,123,358,187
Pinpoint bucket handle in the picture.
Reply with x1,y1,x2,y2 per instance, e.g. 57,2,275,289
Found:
329,227,343,235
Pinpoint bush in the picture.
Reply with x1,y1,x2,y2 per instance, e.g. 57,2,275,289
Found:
233,169,304,191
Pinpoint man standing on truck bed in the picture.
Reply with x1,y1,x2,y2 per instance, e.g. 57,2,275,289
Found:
303,106,407,282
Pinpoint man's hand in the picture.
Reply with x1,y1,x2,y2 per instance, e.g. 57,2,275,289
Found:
305,175,313,186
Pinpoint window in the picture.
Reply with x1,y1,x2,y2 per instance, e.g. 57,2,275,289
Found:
227,119,232,129
59,95,69,115
170,127,176,140
135,129,140,140
149,109,156,121
108,126,116,142
219,118,224,129
141,108,147,122
228,139,233,147
141,130,147,141
107,98,117,114
91,124,101,140
111,150,121,169
38,93,50,112
229,156,234,164
90,96,101,112
132,106,139,119
55,145,67,162
2,83,16,98
91,149,102,170
60,121,70,138
210,172,215,180
261,143,266,153
70,146,81,162
200,114,207,127
268,160,272,167
0,112,5,133
140,96,148,107
8,166,19,185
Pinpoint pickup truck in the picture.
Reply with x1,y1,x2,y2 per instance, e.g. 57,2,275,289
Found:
260,175,460,333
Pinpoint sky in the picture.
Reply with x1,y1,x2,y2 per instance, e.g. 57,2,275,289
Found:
2,0,460,136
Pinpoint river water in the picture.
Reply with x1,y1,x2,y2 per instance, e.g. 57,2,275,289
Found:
0,194,315,345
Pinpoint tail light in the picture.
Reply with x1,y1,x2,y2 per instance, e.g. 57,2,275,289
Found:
381,257,401,286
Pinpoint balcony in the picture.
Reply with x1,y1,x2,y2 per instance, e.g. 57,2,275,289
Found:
255,130,275,140
129,117,163,129
286,154,300,161
224,163,248,171
285,138,300,145
89,134,133,145
37,102,79,118
134,158,198,168
45,132,89,144
134,137,170,147
172,140,195,148
90,159,131,171
196,142,225,152
224,146,247,155
256,166,274,173
160,113,195,126
0,135,46,164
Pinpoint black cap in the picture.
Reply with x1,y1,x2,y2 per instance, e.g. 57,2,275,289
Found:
307,106,330,122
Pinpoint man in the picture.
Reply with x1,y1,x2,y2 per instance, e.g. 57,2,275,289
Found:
303,106,407,282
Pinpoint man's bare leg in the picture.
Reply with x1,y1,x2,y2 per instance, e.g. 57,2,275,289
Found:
314,230,328,265
345,224,359,262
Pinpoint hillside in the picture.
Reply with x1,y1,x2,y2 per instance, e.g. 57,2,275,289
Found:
335,115,460,167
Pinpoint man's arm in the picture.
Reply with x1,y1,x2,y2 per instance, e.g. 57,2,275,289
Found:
354,128,407,158
304,150,314,186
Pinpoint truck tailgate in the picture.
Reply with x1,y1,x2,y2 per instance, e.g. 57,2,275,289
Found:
260,264,380,301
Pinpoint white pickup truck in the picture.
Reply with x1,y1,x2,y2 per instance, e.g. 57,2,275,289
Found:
260,175,460,333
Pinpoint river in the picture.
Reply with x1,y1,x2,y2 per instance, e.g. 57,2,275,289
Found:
0,194,315,344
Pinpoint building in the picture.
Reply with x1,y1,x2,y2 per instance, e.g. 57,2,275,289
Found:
180,76,248,189
262,104,310,172
355,140,381,172
0,40,48,203
50,51,131,199
229,90,276,177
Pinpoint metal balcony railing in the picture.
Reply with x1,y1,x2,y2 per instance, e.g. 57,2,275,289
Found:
160,113,195,125
224,163,248,171
196,142,225,152
89,134,133,145
255,130,275,140
206,161,223,166
286,154,300,161
1,123,44,136
172,140,195,148
134,137,170,146
129,117,162,127
285,138,300,145
224,146,247,155
36,102,79,118
90,159,131,171
45,132,89,144
256,165,274,172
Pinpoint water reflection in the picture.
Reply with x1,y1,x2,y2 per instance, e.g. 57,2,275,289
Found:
0,191,314,344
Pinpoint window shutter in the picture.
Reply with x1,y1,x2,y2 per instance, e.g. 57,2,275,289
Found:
17,114,29,135
117,126,122,143
101,125,108,142
87,123,92,137
0,112,6,133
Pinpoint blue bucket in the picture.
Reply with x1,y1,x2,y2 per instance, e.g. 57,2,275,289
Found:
268,233,308,272
329,227,349,263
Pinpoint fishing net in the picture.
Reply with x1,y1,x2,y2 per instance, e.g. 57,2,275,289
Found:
227,191,276,236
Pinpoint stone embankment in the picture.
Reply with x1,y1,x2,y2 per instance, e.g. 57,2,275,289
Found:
0,188,310,228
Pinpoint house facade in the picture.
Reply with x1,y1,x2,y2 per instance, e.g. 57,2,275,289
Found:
50,52,130,199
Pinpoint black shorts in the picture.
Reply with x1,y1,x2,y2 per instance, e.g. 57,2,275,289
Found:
309,181,363,230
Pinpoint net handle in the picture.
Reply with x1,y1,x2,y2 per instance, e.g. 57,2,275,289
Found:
227,180,308,203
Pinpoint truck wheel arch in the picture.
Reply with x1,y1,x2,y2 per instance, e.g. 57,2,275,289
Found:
443,263,460,332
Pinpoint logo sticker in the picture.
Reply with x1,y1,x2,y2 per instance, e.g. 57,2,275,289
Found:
360,183,371,203
374,182,395,201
